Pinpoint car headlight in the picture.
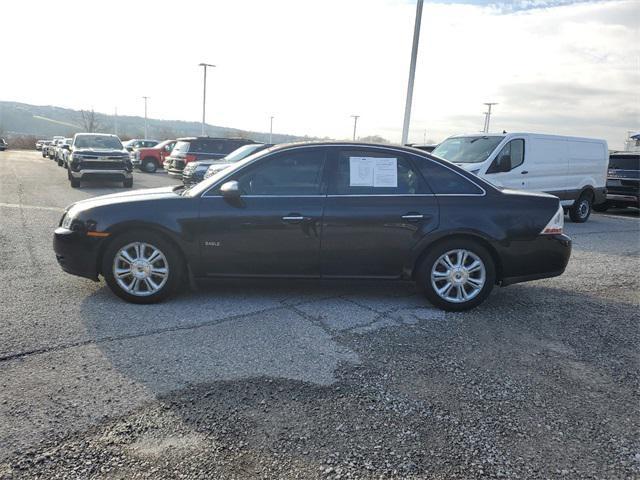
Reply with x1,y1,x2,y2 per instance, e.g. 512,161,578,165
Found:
61,212,72,229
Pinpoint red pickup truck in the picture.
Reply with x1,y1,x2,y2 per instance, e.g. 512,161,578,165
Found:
130,139,176,173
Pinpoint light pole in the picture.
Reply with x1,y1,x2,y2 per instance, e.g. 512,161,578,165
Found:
351,115,359,141
401,0,424,145
483,102,498,133
269,116,274,143
199,63,216,136
142,96,149,138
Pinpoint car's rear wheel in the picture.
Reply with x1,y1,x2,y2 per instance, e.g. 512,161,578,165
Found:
102,232,183,304
123,178,133,188
142,158,157,173
417,239,496,311
70,177,80,188
569,191,592,223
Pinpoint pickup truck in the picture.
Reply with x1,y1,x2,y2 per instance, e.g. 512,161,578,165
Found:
131,139,176,173
67,133,133,188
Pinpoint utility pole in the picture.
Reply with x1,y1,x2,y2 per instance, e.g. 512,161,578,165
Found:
199,63,216,136
483,102,497,133
423,129,427,144
351,115,359,141
269,116,274,143
142,96,149,138
401,0,424,145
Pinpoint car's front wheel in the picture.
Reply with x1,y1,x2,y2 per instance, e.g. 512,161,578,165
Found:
141,158,157,173
102,232,183,304
417,239,496,311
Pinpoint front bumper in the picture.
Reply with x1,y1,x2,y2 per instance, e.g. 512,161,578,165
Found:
167,168,184,178
53,227,102,281
70,169,133,180
500,234,572,287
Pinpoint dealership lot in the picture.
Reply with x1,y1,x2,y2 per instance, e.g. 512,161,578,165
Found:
1,150,639,479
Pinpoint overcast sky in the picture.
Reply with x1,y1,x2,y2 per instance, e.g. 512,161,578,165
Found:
1,0,637,148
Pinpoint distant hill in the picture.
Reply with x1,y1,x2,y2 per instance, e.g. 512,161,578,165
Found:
0,101,314,143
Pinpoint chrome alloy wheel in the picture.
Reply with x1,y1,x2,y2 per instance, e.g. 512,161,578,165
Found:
430,249,486,304
112,242,169,296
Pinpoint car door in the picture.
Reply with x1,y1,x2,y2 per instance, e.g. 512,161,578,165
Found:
321,147,439,278
197,147,327,277
484,138,527,190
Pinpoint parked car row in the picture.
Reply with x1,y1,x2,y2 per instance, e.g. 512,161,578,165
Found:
0,138,7,151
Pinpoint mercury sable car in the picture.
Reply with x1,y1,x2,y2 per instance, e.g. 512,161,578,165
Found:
53,142,571,311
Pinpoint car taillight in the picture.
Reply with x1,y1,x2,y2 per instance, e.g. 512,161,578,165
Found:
541,204,564,235
185,154,197,164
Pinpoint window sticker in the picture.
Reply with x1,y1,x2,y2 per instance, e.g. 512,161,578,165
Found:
349,157,398,187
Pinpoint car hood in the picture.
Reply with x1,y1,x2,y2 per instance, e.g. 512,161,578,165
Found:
67,186,182,214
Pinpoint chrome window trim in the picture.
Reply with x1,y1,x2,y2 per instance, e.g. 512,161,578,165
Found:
200,143,489,198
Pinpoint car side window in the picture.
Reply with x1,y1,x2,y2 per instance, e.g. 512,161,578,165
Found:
331,150,428,195
487,139,525,173
233,150,325,196
414,157,484,195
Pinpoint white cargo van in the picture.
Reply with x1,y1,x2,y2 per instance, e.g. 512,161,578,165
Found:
431,133,608,222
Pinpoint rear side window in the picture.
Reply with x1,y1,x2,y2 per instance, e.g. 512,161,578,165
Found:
414,157,484,195
331,149,428,195
609,155,640,171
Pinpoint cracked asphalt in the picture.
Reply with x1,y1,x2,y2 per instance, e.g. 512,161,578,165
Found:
0,150,639,479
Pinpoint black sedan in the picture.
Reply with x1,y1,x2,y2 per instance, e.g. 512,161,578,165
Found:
53,142,571,311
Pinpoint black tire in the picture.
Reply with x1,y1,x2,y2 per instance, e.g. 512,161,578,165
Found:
57,158,63,167
123,178,133,188
416,238,496,312
102,230,184,304
70,177,80,188
141,158,157,173
569,191,592,223
593,201,609,212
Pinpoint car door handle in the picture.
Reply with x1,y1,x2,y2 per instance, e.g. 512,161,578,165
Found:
521,170,529,174
401,214,424,222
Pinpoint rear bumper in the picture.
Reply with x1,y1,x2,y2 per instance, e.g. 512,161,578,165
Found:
499,234,572,286
606,193,639,204
53,227,102,281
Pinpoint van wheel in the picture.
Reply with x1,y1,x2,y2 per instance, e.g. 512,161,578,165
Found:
142,158,157,173
102,231,183,304
416,239,496,311
569,192,592,223
70,177,80,188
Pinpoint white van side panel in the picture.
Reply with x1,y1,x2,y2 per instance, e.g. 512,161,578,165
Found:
566,140,607,194
526,136,569,196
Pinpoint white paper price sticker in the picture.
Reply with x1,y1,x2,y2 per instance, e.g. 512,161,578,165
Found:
349,157,398,187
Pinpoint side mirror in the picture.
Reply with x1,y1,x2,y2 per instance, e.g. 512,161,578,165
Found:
499,155,511,172
220,180,240,198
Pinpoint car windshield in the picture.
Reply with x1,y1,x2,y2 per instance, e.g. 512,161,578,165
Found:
74,135,123,149
183,147,274,197
172,141,191,155
432,136,505,164
221,144,265,163
609,155,640,171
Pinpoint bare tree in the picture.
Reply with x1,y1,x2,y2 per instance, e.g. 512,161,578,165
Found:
79,109,102,133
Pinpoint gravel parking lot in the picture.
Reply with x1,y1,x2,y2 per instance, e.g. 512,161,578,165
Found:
1,150,638,479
